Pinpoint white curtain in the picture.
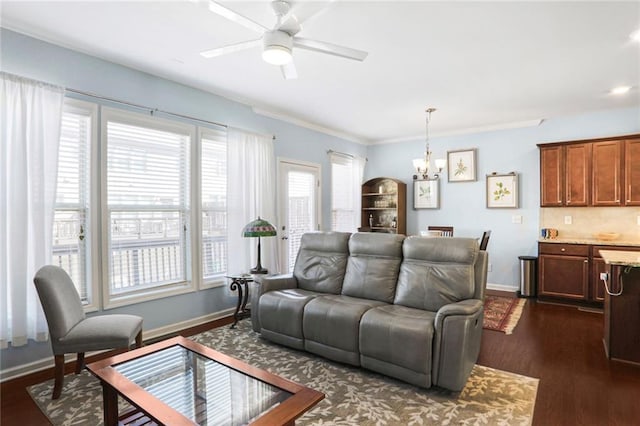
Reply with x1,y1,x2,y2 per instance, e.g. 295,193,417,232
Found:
226,128,279,275
0,72,65,348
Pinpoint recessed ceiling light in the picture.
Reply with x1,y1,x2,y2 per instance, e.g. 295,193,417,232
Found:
631,29,640,42
610,86,631,95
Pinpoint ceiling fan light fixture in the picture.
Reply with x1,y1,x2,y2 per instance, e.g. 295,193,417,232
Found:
262,45,292,65
262,30,293,65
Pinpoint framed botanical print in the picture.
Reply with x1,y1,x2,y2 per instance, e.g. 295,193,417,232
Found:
486,172,519,208
414,178,439,209
447,148,477,182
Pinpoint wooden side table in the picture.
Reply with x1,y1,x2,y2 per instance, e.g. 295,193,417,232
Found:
227,275,253,328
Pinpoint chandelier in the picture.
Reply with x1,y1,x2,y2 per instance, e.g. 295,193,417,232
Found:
413,108,446,180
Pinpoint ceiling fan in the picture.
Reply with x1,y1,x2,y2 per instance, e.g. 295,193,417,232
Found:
199,0,368,80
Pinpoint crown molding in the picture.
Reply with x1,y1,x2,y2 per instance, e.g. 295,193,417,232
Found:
369,119,544,145
251,106,368,145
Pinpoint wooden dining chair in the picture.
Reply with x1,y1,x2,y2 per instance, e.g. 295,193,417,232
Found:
428,226,454,237
479,230,492,250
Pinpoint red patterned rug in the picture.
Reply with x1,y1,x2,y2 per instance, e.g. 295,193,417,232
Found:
483,296,526,334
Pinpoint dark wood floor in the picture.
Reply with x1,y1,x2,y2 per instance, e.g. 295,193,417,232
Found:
2,301,639,425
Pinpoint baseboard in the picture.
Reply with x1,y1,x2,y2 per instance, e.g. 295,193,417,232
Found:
0,307,235,383
487,283,519,293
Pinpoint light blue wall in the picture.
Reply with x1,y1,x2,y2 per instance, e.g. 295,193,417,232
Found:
2,28,639,373
366,107,640,288
0,28,365,371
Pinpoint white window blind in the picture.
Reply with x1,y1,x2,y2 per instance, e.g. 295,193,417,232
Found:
201,129,228,281
330,154,357,232
52,108,91,302
106,116,190,294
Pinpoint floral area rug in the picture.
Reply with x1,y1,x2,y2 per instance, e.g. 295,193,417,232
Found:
483,296,526,334
29,320,538,425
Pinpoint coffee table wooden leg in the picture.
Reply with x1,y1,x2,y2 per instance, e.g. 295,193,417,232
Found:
102,382,119,426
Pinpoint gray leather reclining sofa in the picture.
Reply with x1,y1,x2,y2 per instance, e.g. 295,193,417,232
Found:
250,231,488,391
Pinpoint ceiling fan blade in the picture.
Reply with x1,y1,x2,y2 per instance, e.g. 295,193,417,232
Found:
288,0,338,27
208,1,268,34
281,62,298,80
294,37,368,61
200,39,262,59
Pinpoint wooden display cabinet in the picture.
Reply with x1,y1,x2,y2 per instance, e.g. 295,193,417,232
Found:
360,177,406,235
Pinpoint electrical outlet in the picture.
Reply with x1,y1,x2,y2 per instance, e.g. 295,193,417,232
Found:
512,215,522,224
564,215,572,225
600,272,609,281
488,263,493,272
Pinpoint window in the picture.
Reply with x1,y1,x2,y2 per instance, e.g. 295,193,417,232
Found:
51,101,232,309
51,100,94,306
201,129,227,283
103,109,193,303
330,153,363,232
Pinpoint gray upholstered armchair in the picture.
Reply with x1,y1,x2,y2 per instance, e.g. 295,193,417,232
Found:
33,265,143,399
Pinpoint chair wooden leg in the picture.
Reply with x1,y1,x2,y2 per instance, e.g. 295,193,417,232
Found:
135,330,143,348
75,352,85,374
53,355,65,400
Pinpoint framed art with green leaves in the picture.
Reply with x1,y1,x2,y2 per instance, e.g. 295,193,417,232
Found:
486,172,519,208
414,178,439,209
447,148,477,182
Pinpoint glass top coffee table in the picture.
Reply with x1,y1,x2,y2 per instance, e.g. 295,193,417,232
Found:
87,336,324,426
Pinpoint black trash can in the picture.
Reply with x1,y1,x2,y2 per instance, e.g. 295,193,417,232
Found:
518,256,537,297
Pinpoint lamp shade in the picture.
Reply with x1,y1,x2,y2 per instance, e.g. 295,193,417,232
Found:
242,217,277,238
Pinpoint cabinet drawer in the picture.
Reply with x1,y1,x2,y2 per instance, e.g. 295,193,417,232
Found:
592,245,640,258
539,243,590,256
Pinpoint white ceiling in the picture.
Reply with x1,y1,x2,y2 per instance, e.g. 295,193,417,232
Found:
2,1,639,143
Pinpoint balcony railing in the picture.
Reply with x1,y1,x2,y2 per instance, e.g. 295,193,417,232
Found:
52,235,227,295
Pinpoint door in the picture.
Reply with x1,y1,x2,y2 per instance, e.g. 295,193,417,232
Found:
625,137,640,206
592,140,623,206
278,159,321,273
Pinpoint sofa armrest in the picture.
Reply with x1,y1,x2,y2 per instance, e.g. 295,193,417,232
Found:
258,274,298,293
434,299,483,330
432,299,484,391
250,274,298,332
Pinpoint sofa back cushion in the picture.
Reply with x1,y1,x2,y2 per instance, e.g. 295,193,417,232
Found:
294,232,351,294
341,232,405,303
394,237,478,311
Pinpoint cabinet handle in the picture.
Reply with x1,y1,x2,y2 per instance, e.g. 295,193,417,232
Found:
584,260,588,263
561,248,565,252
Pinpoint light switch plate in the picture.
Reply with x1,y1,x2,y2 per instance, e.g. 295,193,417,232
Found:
564,215,572,225
512,215,522,224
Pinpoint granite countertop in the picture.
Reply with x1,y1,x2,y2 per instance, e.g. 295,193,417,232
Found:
538,237,640,247
599,250,640,267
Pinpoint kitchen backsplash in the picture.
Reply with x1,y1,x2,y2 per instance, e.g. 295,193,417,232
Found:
540,207,640,241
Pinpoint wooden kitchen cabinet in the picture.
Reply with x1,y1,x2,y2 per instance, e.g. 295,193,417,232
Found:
539,134,640,207
592,140,623,206
538,243,589,301
540,145,563,207
565,143,591,206
625,137,640,206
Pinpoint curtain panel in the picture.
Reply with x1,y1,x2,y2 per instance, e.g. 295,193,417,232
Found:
226,128,279,276
0,72,65,348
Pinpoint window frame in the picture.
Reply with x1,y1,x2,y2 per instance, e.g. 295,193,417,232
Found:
100,107,198,309
55,98,100,312
198,127,228,289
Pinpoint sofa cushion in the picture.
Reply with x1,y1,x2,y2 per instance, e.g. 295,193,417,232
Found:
259,288,322,350
303,294,387,366
294,232,351,294
341,232,405,303
359,304,436,388
394,237,478,311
